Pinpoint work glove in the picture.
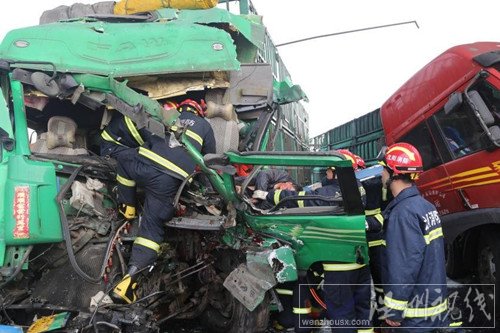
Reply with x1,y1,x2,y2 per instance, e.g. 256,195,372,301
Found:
252,190,269,200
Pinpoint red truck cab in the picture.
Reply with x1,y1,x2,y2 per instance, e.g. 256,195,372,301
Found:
381,42,500,284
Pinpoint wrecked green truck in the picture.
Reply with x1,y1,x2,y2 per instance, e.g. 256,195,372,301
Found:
0,4,367,332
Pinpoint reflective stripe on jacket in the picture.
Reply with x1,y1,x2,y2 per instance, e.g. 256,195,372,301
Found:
101,113,150,150
267,184,342,208
382,186,448,328
138,111,216,180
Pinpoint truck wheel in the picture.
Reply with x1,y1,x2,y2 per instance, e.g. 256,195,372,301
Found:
446,241,465,279
477,236,496,285
477,229,500,319
201,290,270,333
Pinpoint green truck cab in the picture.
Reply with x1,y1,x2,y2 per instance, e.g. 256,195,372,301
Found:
0,4,367,332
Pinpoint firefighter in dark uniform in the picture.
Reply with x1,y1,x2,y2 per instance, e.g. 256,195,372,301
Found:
260,183,342,208
111,99,216,304
356,154,387,328
321,166,338,187
321,150,372,333
100,103,176,219
380,143,448,332
254,169,294,192
274,265,326,333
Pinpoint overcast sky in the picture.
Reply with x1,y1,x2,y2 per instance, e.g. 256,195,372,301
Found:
0,0,499,138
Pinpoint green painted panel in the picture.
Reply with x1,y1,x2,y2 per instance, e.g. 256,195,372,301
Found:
0,84,12,265
245,213,368,271
273,78,308,105
226,151,351,168
3,155,61,248
0,18,240,77
175,8,264,51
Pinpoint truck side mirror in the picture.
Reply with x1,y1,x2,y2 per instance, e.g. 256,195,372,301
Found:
467,90,495,125
488,125,500,146
0,127,14,161
444,92,463,114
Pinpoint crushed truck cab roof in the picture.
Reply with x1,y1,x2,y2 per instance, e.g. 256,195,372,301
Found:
0,7,264,77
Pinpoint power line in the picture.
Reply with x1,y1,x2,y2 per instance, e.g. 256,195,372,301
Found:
276,20,419,47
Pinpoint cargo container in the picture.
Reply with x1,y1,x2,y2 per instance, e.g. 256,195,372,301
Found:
220,0,309,153
311,109,385,181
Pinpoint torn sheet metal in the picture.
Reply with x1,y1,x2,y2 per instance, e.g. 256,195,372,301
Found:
173,7,264,51
247,247,297,284
128,73,229,99
267,246,298,283
273,77,309,105
167,214,225,231
223,261,276,311
72,74,178,135
225,63,273,106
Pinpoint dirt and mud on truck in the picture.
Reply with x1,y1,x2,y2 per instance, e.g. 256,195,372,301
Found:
0,1,367,332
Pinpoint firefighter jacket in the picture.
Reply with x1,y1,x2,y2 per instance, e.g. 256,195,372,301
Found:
266,184,342,208
321,177,338,187
382,185,448,329
267,180,366,208
254,169,293,191
100,112,152,157
138,111,216,181
362,176,385,247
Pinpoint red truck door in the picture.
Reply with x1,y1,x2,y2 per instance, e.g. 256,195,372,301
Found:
432,75,500,213
397,118,457,214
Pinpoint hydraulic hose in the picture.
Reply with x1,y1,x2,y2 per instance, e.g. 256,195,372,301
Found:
57,166,117,284
173,171,200,208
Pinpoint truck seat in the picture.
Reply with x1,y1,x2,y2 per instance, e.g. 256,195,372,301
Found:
31,116,88,155
205,101,239,153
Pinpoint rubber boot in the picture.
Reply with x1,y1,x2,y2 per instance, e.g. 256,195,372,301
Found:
112,266,139,304
119,204,136,220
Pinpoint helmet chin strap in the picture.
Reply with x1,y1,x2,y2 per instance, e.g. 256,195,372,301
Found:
385,177,393,189
384,166,394,189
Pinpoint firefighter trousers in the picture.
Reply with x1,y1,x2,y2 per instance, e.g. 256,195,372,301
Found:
368,243,384,327
276,279,326,332
292,278,323,333
275,282,295,329
323,264,372,333
117,153,181,269
115,148,141,206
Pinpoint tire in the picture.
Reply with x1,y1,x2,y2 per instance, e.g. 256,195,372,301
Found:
477,229,500,320
201,290,270,333
446,241,465,279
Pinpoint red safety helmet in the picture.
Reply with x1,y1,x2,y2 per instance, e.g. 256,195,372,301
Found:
337,149,359,170
381,142,423,176
354,154,366,169
163,100,178,111
179,99,205,117
235,164,253,177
